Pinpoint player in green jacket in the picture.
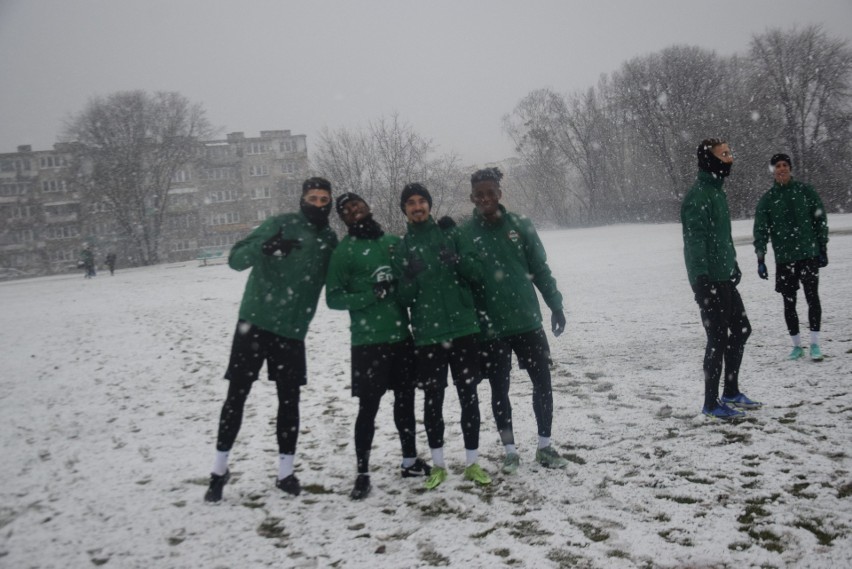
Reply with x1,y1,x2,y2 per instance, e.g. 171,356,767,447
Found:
681,139,760,421
326,192,431,500
460,167,569,474
753,153,829,361
204,177,338,502
392,183,491,489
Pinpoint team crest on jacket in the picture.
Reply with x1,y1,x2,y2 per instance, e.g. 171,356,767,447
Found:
507,230,520,242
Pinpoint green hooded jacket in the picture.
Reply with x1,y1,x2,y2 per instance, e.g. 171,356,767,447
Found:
680,170,738,286
753,178,828,264
229,211,338,341
460,205,563,340
391,216,481,346
325,233,411,346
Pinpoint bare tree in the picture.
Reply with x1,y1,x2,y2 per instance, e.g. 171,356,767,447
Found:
312,113,465,233
64,90,213,265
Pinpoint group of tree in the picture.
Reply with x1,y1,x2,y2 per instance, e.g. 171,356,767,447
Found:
504,25,852,226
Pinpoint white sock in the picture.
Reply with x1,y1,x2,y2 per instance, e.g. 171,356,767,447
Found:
810,331,820,345
791,334,801,348
430,447,445,468
504,444,517,456
401,457,416,468
465,448,478,466
538,436,551,450
212,451,229,476
278,453,295,479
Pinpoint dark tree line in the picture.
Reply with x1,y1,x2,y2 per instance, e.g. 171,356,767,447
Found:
503,26,852,226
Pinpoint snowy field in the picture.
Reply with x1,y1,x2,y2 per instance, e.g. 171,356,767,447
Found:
2,215,851,569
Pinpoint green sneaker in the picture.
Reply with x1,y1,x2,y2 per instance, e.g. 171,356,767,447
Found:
810,344,823,361
535,446,570,469
788,346,804,360
502,453,520,475
424,466,447,490
463,463,492,485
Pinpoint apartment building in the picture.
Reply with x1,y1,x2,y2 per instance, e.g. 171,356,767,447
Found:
0,130,308,277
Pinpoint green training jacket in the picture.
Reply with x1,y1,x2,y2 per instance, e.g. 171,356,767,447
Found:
680,170,738,286
228,211,338,341
392,216,481,346
460,205,563,340
325,233,411,346
753,178,829,265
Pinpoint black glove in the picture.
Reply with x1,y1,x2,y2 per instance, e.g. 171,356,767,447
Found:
373,281,392,299
262,230,301,257
403,255,427,280
818,246,828,268
438,245,459,266
551,310,566,337
757,257,768,280
731,263,742,286
437,216,456,230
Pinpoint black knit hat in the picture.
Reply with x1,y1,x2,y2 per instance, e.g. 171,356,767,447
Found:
696,138,731,179
770,153,792,169
302,176,332,195
335,192,365,216
399,183,432,213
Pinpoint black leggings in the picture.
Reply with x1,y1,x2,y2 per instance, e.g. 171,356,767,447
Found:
354,388,417,474
423,381,480,451
215,379,301,455
695,282,752,410
780,266,821,336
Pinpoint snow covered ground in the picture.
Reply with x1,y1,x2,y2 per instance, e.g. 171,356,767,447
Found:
2,215,851,569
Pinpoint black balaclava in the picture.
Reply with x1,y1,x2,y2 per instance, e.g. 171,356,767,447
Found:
335,192,384,239
697,141,732,179
300,177,333,228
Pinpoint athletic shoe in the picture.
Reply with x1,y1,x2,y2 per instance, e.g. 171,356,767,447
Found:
203,470,230,502
702,401,746,421
535,446,570,469
502,453,520,475
720,393,763,409
276,474,301,496
424,466,447,490
788,346,805,360
810,344,824,362
463,463,492,485
349,474,371,500
401,458,432,478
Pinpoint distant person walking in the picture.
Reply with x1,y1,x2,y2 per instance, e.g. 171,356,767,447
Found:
204,177,338,502
80,245,96,278
460,167,569,474
753,153,829,362
326,192,431,500
681,138,760,421
105,252,117,276
392,183,491,489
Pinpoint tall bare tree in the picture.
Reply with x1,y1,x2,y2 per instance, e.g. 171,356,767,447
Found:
64,90,213,265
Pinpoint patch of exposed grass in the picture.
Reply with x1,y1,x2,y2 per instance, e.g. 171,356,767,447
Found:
788,482,816,499
658,528,694,546
794,518,838,545
302,483,333,494
546,549,591,568
727,541,752,551
658,494,701,505
576,522,609,542
837,481,852,499
509,519,553,540
607,549,630,559
747,528,784,553
419,546,450,566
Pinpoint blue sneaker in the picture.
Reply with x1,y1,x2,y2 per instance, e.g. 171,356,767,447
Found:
788,346,804,360
810,344,823,362
702,401,746,421
720,393,763,409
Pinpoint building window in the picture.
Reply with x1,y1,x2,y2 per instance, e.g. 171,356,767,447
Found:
281,161,296,174
43,225,80,240
246,142,268,155
257,209,274,221
39,156,66,168
251,186,273,199
249,165,269,177
209,212,240,226
1,158,32,172
280,140,296,153
208,189,238,203
13,229,35,243
8,205,35,219
171,240,195,252
205,145,232,159
49,249,76,262
206,234,240,248
42,180,67,193
90,202,113,214
0,183,29,196
171,169,191,183
204,167,234,180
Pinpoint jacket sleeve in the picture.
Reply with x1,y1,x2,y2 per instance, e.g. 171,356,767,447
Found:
325,247,377,312
808,185,829,248
520,217,563,312
228,217,278,271
682,194,710,279
449,226,484,285
752,194,770,258
391,237,418,308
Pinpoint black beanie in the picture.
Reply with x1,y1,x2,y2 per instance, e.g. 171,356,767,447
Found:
399,183,432,213
335,192,365,216
696,139,731,179
770,153,792,169
302,176,332,195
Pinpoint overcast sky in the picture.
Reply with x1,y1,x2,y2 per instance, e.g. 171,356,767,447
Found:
1,0,851,165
